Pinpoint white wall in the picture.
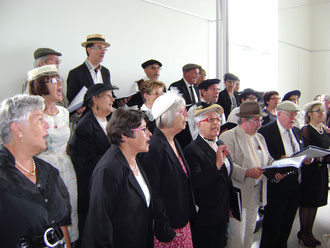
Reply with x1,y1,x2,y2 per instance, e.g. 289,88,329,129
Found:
0,0,215,101
278,0,330,106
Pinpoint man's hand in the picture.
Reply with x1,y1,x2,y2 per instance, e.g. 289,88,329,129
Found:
245,167,265,179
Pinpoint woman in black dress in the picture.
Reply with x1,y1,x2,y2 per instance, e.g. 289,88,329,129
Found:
299,101,329,247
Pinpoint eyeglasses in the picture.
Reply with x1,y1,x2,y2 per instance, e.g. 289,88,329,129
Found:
91,46,107,52
248,118,262,125
47,76,63,84
310,109,325,113
149,92,164,96
176,109,187,115
131,127,148,133
188,72,200,77
270,96,281,100
247,97,257,101
46,58,61,65
199,116,221,123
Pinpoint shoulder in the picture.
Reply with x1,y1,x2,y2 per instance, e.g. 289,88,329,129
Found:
75,111,96,131
101,66,110,73
170,79,184,88
57,106,69,117
34,157,60,176
68,63,86,73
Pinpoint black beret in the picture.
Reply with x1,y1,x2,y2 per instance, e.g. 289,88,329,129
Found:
198,79,220,90
282,90,301,101
239,88,259,100
83,84,118,106
141,59,162,69
34,48,62,59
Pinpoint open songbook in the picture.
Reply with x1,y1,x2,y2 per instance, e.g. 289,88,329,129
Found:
67,86,88,113
291,145,330,159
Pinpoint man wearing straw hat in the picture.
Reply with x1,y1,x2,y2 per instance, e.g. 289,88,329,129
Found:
66,34,113,115
220,101,272,248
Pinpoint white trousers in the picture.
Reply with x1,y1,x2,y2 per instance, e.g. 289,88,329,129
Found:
226,185,260,248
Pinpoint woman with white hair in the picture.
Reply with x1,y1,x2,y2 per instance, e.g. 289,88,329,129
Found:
139,91,196,247
28,64,78,246
0,94,71,247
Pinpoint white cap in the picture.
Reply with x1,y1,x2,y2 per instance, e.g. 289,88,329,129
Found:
27,65,58,81
152,91,179,119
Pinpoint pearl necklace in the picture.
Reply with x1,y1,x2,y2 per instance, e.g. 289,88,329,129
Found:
310,123,324,134
15,159,36,176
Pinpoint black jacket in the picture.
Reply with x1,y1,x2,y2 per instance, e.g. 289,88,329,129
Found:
217,89,240,120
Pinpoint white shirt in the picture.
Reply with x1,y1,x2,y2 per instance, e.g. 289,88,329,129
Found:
85,59,104,85
134,166,151,207
277,119,300,156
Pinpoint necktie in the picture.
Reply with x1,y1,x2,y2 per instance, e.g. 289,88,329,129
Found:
189,85,196,104
287,130,298,154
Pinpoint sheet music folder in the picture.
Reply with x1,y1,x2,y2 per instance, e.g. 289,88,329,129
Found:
292,145,330,159
230,186,242,221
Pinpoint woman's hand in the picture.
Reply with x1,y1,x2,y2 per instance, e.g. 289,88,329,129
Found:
216,145,229,170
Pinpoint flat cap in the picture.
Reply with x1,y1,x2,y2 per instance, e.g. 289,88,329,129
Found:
303,100,323,112
34,48,62,59
193,103,224,117
182,63,201,72
282,90,301,101
198,79,220,90
27,65,58,81
141,59,162,69
83,83,117,106
277,100,300,112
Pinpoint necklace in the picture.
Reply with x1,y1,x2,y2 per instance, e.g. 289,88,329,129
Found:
310,123,324,134
15,159,36,176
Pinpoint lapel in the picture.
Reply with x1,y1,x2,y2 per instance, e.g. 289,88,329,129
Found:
114,146,149,206
234,127,255,167
272,122,286,155
88,111,110,146
179,79,192,105
292,127,304,150
81,63,94,88
196,135,216,165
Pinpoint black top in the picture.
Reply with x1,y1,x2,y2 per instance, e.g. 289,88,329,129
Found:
82,145,153,248
217,89,240,120
184,136,233,226
138,127,196,242
0,145,71,247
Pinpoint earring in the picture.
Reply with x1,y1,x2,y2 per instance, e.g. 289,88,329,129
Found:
19,134,24,143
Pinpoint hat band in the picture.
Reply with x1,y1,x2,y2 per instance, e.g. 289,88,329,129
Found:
87,37,106,42
240,110,262,116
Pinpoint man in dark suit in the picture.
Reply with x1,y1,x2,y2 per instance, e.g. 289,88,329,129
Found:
258,101,313,248
184,103,232,248
217,73,240,120
127,59,162,108
168,63,201,148
66,34,113,116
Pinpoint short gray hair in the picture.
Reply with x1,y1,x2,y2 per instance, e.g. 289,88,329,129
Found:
0,94,45,144
156,95,185,129
33,55,48,68
237,116,251,125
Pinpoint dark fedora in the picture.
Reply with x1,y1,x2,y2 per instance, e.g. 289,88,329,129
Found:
235,101,267,117
81,34,110,47
83,84,117,106
141,59,162,69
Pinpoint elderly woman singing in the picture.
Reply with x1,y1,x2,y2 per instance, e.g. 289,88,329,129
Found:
0,94,71,247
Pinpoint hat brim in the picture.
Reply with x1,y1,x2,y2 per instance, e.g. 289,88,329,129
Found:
235,112,267,117
81,41,110,48
282,90,301,101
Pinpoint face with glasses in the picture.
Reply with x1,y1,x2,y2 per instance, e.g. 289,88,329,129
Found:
243,116,262,135
288,95,299,104
92,90,114,116
128,120,152,153
40,55,61,68
144,86,164,107
267,94,281,109
278,111,298,130
174,106,188,130
87,43,107,64
184,68,200,85
197,111,221,139
201,84,220,103
144,64,161,81
43,75,63,103
308,104,325,124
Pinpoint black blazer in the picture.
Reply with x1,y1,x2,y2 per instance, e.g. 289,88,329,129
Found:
217,89,240,120
66,63,112,103
169,79,200,106
139,127,196,242
258,121,304,203
69,110,111,214
184,136,233,226
82,145,153,248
